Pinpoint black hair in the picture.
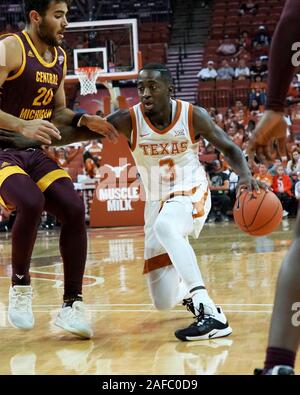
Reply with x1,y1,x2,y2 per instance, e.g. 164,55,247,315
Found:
139,63,173,85
24,0,71,23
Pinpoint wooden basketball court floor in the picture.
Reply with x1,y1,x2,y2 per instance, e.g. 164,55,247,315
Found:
0,219,299,375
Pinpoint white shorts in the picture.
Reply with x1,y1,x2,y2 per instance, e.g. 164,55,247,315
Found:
143,184,211,274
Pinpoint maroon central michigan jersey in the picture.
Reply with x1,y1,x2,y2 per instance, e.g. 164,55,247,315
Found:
0,30,66,121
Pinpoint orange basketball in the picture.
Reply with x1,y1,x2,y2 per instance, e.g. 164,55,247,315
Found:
233,188,283,236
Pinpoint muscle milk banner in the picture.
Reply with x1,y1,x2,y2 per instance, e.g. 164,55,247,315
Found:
90,134,145,227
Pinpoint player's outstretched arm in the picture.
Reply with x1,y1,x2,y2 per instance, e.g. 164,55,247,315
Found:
106,109,132,141
53,75,119,143
0,108,132,148
0,125,101,149
193,105,258,191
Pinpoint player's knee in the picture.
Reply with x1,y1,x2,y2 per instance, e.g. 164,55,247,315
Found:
61,196,85,222
153,216,171,241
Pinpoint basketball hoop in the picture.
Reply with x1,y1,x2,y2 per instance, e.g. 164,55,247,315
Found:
75,67,102,95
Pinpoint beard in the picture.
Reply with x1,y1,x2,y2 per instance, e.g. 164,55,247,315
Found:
37,18,60,47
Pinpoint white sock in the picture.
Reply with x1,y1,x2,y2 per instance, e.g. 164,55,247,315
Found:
190,288,218,316
175,280,189,304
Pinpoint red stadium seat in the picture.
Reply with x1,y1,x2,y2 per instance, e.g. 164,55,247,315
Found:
215,80,232,107
232,79,251,105
216,80,232,89
199,81,216,90
224,27,239,37
211,28,225,40
198,81,216,108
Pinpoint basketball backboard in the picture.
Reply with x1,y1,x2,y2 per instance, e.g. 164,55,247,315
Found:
63,19,139,83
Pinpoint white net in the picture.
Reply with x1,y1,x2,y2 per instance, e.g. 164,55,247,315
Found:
75,67,102,95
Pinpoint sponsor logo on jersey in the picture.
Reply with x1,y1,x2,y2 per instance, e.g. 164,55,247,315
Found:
174,128,185,137
0,161,11,169
58,55,64,65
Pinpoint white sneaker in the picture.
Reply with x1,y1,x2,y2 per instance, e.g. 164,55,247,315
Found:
8,285,34,329
282,210,289,218
54,301,93,339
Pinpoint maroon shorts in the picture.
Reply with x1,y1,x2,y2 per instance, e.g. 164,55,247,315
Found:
0,148,70,209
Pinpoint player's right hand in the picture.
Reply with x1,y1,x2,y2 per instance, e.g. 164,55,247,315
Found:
18,119,61,145
247,110,287,162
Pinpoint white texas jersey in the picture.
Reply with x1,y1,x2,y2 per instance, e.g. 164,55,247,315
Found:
129,99,207,201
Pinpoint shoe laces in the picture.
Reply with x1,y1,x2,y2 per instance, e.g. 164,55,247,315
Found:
182,298,196,316
11,289,33,312
192,303,213,327
61,302,86,324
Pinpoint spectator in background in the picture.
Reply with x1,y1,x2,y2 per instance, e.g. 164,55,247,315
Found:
217,59,235,80
227,124,237,139
294,172,300,201
237,31,252,51
248,84,267,107
287,75,300,104
249,98,260,113
208,160,231,222
245,119,256,138
0,209,16,232
233,100,245,112
232,128,244,148
236,110,247,128
208,107,218,119
83,140,103,178
45,147,81,174
250,59,268,81
252,43,269,59
198,138,207,155
291,102,300,121
233,45,251,65
268,158,283,176
272,165,295,217
73,100,86,114
286,149,300,176
252,25,271,48
197,60,217,81
223,165,239,210
239,1,258,16
205,143,217,156
235,59,250,80
217,35,237,56
254,163,273,187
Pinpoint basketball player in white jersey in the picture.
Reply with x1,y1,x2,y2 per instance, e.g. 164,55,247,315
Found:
0,63,259,340
105,63,259,341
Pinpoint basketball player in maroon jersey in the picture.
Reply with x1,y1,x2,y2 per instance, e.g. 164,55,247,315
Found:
248,0,300,375
0,0,117,338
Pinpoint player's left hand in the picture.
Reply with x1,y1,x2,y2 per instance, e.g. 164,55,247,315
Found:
237,175,268,195
237,175,261,194
80,114,119,143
